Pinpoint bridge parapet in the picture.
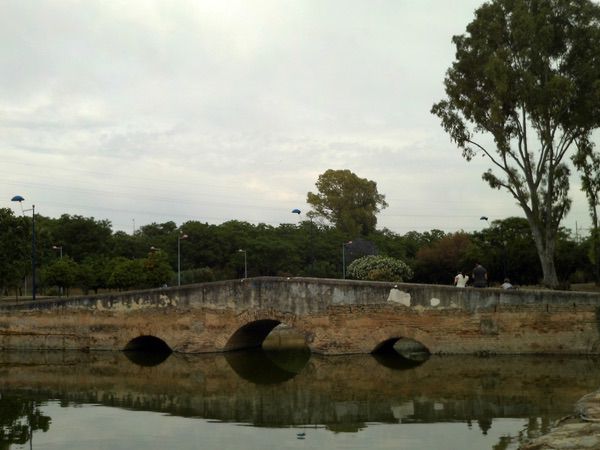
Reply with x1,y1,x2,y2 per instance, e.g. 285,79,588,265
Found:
0,277,599,355
1,277,599,314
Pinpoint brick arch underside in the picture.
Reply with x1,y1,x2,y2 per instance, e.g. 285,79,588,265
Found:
225,319,282,351
112,310,435,355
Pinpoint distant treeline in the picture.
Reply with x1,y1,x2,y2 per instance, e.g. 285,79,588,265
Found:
0,208,591,296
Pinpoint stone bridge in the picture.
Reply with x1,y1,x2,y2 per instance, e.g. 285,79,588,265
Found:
0,277,599,355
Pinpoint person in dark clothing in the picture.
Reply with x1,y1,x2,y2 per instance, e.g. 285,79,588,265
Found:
472,263,488,288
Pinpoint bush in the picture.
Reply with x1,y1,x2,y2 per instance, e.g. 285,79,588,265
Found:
347,255,413,282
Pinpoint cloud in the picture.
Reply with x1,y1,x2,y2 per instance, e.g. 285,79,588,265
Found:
0,0,592,235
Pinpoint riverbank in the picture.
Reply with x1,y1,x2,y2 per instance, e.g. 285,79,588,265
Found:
520,390,600,449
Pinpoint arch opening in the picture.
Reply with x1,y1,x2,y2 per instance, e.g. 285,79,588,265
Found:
225,321,311,384
371,337,430,370
225,347,311,385
123,335,172,367
225,319,283,351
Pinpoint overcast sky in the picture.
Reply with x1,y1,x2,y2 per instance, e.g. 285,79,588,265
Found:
1,0,594,236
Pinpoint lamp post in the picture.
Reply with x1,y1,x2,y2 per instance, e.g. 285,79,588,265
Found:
292,208,316,273
342,241,352,279
52,245,63,259
11,196,36,300
52,245,63,296
238,249,247,278
177,233,188,286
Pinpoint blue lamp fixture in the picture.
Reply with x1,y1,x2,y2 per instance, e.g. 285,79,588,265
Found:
11,195,36,301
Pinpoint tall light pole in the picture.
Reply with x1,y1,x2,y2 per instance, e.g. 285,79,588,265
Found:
238,249,247,278
342,241,352,279
52,245,63,296
52,245,63,259
292,208,316,273
11,196,36,300
177,233,188,286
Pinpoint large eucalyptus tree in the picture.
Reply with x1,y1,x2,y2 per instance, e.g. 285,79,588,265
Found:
432,0,600,287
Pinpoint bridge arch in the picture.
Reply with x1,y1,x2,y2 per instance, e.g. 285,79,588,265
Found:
123,335,173,367
225,319,282,351
225,320,310,352
371,337,430,357
124,335,173,353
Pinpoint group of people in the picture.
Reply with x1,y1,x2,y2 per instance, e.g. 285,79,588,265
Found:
453,263,514,289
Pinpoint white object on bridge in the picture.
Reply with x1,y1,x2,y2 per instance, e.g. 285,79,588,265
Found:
387,288,411,307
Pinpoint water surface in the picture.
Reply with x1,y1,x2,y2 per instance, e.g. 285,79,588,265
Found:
0,350,598,449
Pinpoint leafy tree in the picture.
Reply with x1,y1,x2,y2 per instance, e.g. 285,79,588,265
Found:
0,208,29,297
475,217,541,285
307,169,388,237
50,214,112,262
143,250,173,287
108,258,145,290
572,142,600,283
180,267,215,284
79,256,112,294
109,231,147,259
402,230,446,261
431,0,600,287
414,232,474,284
41,256,79,295
347,255,413,282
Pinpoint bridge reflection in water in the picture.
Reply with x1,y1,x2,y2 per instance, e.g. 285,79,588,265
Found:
0,350,598,448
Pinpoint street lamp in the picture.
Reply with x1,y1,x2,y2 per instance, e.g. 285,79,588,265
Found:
342,241,352,279
11,196,36,301
292,208,316,272
52,245,63,296
52,245,63,259
177,233,188,286
238,249,247,278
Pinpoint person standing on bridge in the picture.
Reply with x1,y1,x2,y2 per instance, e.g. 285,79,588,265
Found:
454,270,469,288
472,263,488,288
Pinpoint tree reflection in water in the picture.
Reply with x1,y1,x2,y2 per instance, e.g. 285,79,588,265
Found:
0,394,50,449
0,351,597,449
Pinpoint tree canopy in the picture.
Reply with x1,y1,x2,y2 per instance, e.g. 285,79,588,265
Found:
306,169,388,237
431,0,600,287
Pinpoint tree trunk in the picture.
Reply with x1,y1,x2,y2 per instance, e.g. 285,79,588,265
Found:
538,249,559,288
529,223,560,288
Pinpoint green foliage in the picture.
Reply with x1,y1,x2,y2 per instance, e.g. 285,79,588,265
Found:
572,141,600,283
4,206,596,294
50,214,113,262
347,255,413,282
473,217,541,285
144,250,173,287
108,258,145,290
180,267,215,285
0,208,29,296
431,0,600,287
42,256,79,294
79,256,112,293
414,232,475,284
307,169,388,237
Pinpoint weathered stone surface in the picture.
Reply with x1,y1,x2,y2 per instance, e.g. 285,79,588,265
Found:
0,277,598,355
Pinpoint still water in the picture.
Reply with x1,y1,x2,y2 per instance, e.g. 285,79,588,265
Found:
0,349,597,450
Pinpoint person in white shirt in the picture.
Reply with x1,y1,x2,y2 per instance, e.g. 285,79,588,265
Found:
454,271,469,288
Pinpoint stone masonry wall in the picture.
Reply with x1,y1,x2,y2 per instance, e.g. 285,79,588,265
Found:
0,277,598,354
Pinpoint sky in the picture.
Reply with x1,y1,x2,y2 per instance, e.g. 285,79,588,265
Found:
0,0,594,236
